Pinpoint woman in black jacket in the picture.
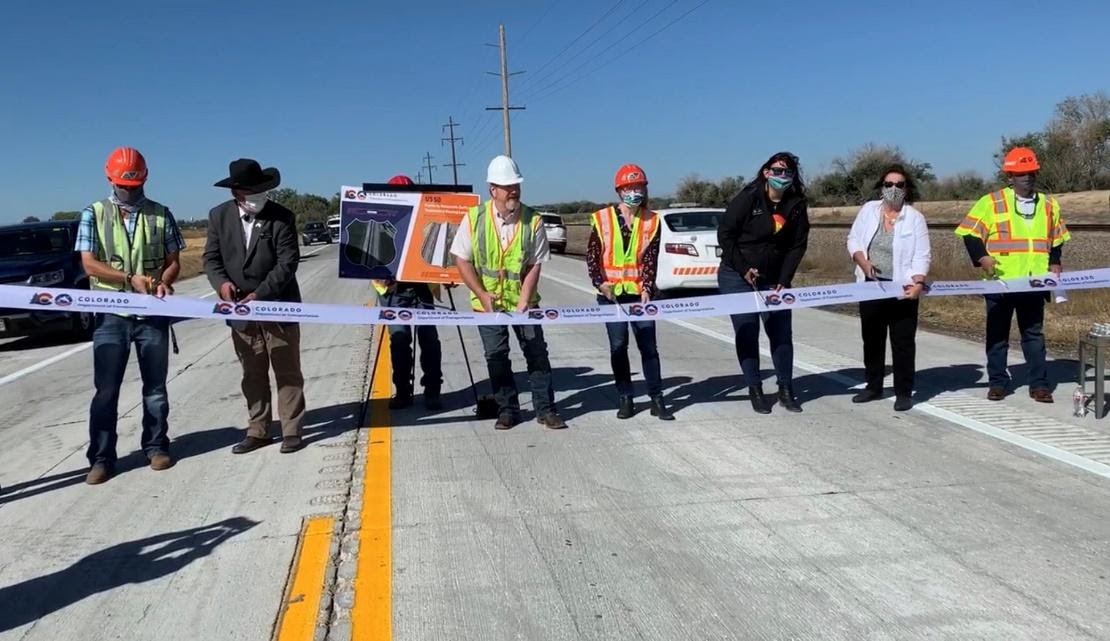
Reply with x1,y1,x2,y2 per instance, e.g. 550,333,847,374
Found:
716,151,810,414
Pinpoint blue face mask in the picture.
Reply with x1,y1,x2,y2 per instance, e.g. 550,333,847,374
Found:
621,190,645,207
767,176,793,191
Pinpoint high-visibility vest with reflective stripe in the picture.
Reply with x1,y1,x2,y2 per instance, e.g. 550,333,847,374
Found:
371,279,391,296
90,199,167,292
954,187,1070,278
466,200,541,311
590,206,660,296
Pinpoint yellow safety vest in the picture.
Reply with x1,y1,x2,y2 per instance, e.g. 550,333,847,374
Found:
590,206,660,296
466,200,541,312
90,199,167,292
955,187,1069,278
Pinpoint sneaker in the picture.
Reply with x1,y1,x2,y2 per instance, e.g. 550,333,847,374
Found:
86,463,112,485
537,412,568,430
893,396,913,412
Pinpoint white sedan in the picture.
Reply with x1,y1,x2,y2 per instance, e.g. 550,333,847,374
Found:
654,207,725,293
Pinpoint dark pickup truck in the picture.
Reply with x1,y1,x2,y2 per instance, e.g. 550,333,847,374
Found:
302,221,331,246
0,220,93,339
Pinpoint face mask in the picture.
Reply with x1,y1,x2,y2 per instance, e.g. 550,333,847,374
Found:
621,190,645,207
767,176,793,191
1010,175,1036,194
240,192,269,214
111,185,145,207
881,186,906,208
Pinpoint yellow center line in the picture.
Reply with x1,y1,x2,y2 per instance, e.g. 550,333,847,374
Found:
353,325,393,639
275,516,335,641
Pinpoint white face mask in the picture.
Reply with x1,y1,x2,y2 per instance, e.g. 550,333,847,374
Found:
240,192,269,214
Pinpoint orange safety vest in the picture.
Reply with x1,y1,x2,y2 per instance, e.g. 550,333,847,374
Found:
590,206,660,295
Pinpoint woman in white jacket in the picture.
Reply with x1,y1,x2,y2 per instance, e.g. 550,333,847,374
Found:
846,164,931,411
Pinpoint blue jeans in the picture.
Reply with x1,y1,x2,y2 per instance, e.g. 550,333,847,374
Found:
599,295,662,397
478,324,555,416
984,292,1047,390
717,264,794,388
379,284,442,394
88,314,170,468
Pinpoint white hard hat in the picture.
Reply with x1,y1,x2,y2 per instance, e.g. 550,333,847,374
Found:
486,155,524,186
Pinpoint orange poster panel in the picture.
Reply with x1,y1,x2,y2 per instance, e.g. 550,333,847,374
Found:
396,192,480,284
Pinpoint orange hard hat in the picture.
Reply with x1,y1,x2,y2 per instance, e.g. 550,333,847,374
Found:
387,175,414,186
614,164,648,190
1002,147,1040,173
105,147,148,186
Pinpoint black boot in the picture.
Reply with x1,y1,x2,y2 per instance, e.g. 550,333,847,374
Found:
389,390,413,410
778,385,802,413
649,396,674,421
749,386,772,414
616,395,635,419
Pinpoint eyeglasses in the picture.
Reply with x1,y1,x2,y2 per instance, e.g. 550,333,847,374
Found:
882,181,907,188
768,167,794,177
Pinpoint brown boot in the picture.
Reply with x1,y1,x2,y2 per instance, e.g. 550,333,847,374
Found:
148,453,174,471
1029,389,1054,403
987,387,1006,401
85,463,112,485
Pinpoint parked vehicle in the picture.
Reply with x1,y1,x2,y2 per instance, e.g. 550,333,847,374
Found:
0,220,93,339
654,208,725,293
327,215,341,242
301,221,331,245
541,213,566,254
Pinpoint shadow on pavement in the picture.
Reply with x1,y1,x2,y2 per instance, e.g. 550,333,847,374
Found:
0,516,258,632
0,403,362,505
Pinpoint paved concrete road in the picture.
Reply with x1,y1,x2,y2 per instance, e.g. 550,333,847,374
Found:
1,251,1108,641
0,244,372,640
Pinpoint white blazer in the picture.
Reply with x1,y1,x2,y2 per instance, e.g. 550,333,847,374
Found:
846,200,931,286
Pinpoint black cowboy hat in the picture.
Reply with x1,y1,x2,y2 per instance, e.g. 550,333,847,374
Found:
214,158,281,192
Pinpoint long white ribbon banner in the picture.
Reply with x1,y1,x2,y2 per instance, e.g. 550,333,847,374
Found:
2,269,1107,327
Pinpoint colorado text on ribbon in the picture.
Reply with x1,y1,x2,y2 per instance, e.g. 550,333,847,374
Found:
3,268,1108,327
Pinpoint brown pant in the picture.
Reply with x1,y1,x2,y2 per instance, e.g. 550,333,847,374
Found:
231,322,306,439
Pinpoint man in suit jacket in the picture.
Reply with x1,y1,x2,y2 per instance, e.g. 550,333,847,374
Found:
203,158,307,454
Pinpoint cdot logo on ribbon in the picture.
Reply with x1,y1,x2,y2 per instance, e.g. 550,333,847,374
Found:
627,304,659,317
29,292,54,306
212,302,234,315
234,304,251,316
398,310,413,321
1029,278,1058,288
54,294,73,307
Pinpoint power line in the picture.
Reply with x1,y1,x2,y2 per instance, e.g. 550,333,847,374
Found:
529,0,709,104
484,24,526,156
514,0,628,93
515,0,652,101
518,0,564,41
441,117,465,185
422,152,436,183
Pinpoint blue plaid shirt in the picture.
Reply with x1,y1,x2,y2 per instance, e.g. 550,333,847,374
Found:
74,200,186,257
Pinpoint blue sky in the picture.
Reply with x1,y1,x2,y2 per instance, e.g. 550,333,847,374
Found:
1,0,1107,222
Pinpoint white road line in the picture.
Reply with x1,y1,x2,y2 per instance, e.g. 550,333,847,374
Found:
0,246,331,387
0,342,93,387
540,268,1110,480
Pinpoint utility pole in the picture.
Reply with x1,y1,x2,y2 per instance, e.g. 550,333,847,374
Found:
422,152,436,184
485,24,525,157
415,169,424,184
441,116,465,185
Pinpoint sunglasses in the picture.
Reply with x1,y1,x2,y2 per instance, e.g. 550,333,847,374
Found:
882,181,907,188
768,167,794,177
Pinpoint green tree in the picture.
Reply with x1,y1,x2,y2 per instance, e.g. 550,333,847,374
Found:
51,211,81,221
810,144,935,206
996,93,1110,191
22,216,41,223
674,175,745,208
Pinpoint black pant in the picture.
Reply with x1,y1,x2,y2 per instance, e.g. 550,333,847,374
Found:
984,292,1047,390
378,283,442,394
858,297,919,397
717,264,794,388
598,295,663,397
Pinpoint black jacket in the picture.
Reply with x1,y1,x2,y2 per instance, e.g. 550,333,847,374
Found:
717,182,809,287
203,200,302,302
